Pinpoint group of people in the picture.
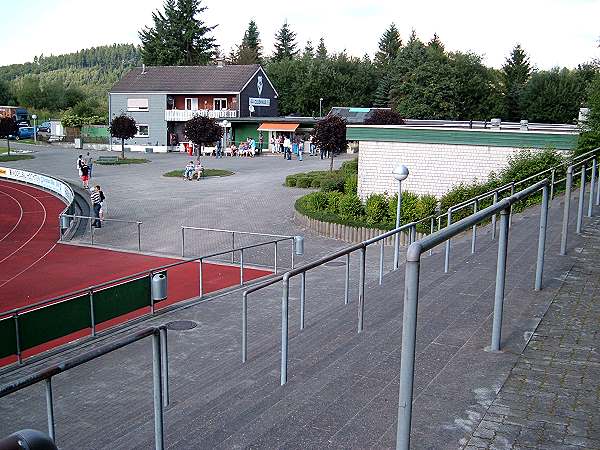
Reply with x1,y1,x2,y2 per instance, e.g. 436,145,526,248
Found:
183,159,205,181
270,134,321,161
76,153,106,228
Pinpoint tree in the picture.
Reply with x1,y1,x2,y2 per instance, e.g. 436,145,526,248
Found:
303,41,314,59
0,80,14,105
374,23,402,66
139,0,217,65
109,114,137,159
363,109,405,125
184,115,223,156
312,114,347,171
576,74,600,155
0,117,18,156
316,38,327,59
232,20,262,64
273,21,298,61
502,44,533,121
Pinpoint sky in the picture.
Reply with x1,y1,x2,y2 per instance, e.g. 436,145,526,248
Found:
0,0,599,69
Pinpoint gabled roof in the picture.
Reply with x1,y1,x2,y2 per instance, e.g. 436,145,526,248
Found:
110,64,262,93
328,107,391,124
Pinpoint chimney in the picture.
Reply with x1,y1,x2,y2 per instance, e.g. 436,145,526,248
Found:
216,58,225,68
141,64,146,74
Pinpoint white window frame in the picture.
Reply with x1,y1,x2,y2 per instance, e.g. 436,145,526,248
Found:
185,98,198,110
127,98,149,112
213,98,227,110
136,124,149,138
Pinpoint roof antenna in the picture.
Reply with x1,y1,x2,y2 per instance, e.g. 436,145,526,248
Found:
141,64,146,74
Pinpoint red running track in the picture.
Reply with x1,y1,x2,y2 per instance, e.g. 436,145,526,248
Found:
0,179,271,364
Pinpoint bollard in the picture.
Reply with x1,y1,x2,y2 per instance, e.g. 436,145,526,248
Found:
444,210,452,273
491,209,510,351
560,166,573,255
471,200,478,254
357,247,366,333
588,159,596,218
535,185,549,291
576,164,586,234
344,252,350,305
300,272,306,330
152,331,165,450
45,378,55,441
160,327,169,407
281,276,290,385
396,245,421,450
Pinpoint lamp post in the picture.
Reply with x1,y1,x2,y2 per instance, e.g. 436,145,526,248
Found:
221,120,229,149
32,114,37,143
393,164,410,270
319,98,323,117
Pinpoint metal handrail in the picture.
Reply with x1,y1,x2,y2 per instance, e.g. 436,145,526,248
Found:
59,213,143,250
0,326,169,449
60,213,142,225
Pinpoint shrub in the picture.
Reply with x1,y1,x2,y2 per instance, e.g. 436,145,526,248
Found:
285,175,297,187
498,148,563,184
310,177,322,188
365,194,389,225
344,174,358,194
296,176,312,188
326,191,344,214
338,194,364,220
340,158,358,176
308,191,329,211
320,174,345,192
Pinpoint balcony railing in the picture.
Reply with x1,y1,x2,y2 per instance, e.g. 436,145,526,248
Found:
165,109,237,121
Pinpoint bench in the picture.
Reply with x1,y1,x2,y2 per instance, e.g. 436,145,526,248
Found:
97,155,119,164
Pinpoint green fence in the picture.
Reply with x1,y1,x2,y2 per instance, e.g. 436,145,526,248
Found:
0,275,152,363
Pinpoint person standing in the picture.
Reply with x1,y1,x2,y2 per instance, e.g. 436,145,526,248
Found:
298,136,304,161
90,185,103,228
85,152,93,178
250,137,256,157
77,155,84,178
216,138,223,158
258,132,264,154
80,163,90,188
284,136,291,160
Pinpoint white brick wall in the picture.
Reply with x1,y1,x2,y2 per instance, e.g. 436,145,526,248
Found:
358,141,527,200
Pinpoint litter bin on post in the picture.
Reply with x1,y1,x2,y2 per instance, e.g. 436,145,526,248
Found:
152,272,168,302
294,235,304,255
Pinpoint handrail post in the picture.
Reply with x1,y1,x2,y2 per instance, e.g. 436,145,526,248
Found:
90,219,94,246
535,185,549,291
181,227,185,258
242,292,248,362
160,327,169,407
492,191,498,240
89,290,96,337
58,216,62,241
240,249,244,285
379,240,384,285
45,378,56,441
576,163,586,234
137,222,141,251
300,272,306,330
550,169,555,203
357,246,366,333
588,158,596,217
396,250,421,450
596,157,600,206
560,166,573,255
198,258,203,298
291,240,295,269
471,200,478,253
444,210,452,273
429,217,434,256
152,331,165,450
231,232,235,263
281,276,290,385
509,183,515,227
274,242,278,274
410,225,417,244
149,273,155,314
491,208,510,351
344,252,350,305
14,314,21,364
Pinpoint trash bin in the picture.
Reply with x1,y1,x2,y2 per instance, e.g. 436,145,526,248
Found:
74,138,83,149
294,235,304,255
151,273,168,302
60,215,71,229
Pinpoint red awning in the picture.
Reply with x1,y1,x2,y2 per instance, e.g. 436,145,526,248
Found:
257,122,299,132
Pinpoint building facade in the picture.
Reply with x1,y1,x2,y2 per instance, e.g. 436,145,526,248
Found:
108,64,279,152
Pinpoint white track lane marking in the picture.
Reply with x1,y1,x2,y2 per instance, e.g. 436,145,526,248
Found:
0,183,48,265
0,188,24,243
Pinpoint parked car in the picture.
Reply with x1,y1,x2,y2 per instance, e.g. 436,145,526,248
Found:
15,127,35,140
38,121,51,133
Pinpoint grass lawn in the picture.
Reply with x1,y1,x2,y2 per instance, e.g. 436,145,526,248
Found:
14,139,43,145
163,168,234,178
95,158,149,165
0,153,35,161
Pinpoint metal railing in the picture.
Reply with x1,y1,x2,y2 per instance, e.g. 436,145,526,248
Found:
0,326,170,450
181,226,296,273
2,236,287,367
59,213,143,251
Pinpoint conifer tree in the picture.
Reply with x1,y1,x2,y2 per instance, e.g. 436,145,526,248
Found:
502,44,533,121
374,23,401,66
428,33,444,52
304,41,314,58
273,21,299,61
316,37,327,59
235,20,262,64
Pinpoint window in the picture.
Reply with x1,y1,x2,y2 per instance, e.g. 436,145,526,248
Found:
136,124,149,137
127,98,149,111
214,98,227,110
185,98,198,110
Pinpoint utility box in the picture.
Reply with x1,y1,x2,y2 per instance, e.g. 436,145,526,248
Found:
294,236,304,255
520,120,529,131
74,138,83,149
151,273,168,302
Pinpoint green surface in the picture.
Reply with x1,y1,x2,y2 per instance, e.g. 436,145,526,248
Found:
346,126,578,150
18,294,91,351
163,168,234,178
95,157,149,165
93,276,150,324
232,122,260,144
82,125,109,138
0,317,17,359
0,153,34,161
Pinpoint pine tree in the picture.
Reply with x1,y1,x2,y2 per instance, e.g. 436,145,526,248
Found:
139,0,217,66
428,33,444,52
235,20,262,64
304,41,314,58
273,21,299,61
316,37,327,59
373,75,392,107
374,23,401,66
502,44,533,121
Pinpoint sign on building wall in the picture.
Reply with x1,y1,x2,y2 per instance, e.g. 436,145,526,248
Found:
249,98,270,107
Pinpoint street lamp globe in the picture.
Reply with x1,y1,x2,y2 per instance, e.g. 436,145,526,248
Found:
392,164,409,181
31,114,37,120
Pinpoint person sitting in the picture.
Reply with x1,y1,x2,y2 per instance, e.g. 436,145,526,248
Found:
193,160,204,181
184,161,195,180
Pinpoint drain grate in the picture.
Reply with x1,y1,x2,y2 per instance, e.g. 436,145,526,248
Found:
165,320,198,331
